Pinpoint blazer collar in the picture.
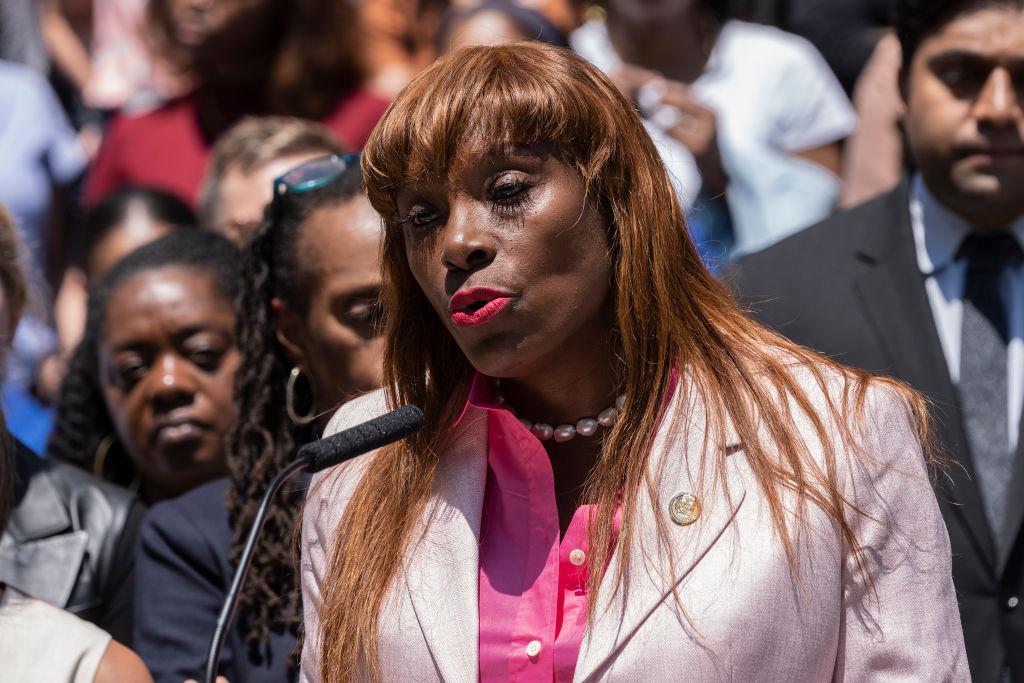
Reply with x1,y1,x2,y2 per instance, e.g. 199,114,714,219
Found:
6,441,72,541
402,401,489,682
574,382,746,681
401,378,746,681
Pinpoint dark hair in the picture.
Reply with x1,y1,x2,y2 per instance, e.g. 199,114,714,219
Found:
437,0,569,52
226,157,365,663
895,0,1003,73
48,231,241,488
81,186,196,265
147,0,364,119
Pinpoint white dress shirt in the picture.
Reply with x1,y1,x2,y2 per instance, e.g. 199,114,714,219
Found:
909,173,1024,451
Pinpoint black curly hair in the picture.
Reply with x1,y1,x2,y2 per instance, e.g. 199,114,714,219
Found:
47,231,241,490
227,155,368,666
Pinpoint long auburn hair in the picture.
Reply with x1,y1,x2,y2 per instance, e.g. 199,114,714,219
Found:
315,43,932,682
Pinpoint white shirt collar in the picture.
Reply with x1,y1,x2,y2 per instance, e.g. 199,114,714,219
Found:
910,173,1024,276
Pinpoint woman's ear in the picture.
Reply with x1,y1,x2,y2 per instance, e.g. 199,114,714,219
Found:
271,297,306,367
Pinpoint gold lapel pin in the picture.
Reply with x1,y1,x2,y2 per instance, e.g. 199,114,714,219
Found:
669,492,701,525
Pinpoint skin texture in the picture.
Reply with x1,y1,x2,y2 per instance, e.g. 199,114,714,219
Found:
93,639,153,683
87,202,178,281
97,266,239,502
903,4,1024,228
274,196,385,415
213,151,327,243
396,145,616,531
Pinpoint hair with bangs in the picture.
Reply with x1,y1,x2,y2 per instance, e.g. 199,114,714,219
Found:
314,43,932,682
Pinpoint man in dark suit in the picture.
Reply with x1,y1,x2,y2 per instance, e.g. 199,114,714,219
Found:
730,1,1024,680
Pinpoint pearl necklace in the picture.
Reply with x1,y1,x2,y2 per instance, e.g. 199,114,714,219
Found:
495,381,626,443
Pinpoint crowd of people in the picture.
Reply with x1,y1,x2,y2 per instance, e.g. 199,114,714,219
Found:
0,0,1020,681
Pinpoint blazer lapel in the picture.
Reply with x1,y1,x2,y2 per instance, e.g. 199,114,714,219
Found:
850,183,996,568
0,447,86,607
403,405,489,682
574,391,746,682
997,417,1024,572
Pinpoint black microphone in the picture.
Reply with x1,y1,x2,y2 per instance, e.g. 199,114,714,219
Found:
299,404,426,473
203,405,424,683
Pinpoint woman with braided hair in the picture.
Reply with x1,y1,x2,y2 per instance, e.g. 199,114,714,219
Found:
133,155,384,683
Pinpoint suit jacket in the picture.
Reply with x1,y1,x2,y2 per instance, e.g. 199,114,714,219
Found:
0,440,143,645
730,179,1024,682
300,372,968,681
134,477,299,683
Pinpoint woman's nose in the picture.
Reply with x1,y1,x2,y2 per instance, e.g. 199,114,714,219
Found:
149,353,197,410
440,202,496,272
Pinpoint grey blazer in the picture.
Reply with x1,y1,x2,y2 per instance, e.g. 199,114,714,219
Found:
0,440,144,645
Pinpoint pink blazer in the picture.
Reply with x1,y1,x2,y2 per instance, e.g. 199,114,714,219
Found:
300,370,969,682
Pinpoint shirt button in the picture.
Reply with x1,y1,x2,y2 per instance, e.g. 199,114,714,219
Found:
569,549,586,566
525,640,542,658
1009,596,1019,609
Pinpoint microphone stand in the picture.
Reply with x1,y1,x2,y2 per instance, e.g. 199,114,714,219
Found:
203,455,311,683
202,404,424,683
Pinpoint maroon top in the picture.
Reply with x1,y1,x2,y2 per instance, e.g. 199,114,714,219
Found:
84,87,390,208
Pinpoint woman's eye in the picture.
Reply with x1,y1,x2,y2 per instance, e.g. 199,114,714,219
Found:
189,347,222,372
347,300,383,324
398,206,441,228
113,360,147,390
489,176,533,210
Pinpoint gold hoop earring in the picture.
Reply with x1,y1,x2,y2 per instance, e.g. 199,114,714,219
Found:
286,366,317,425
92,435,115,479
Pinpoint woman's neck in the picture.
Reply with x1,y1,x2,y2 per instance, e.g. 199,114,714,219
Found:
606,6,714,84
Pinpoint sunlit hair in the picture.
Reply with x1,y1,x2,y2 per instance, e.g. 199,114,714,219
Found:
198,116,344,229
315,42,932,682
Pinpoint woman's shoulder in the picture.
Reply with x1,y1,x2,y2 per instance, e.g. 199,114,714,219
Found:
305,389,392,533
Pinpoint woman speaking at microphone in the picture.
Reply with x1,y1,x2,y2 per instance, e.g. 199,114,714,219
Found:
300,43,968,682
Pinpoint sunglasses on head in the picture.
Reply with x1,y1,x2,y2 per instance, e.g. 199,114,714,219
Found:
273,153,360,197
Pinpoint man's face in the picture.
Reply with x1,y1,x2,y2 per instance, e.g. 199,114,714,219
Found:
212,152,326,243
903,3,1024,228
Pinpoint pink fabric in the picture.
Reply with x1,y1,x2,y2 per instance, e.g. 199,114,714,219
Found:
470,375,620,682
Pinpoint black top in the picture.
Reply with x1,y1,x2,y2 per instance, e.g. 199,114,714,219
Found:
133,477,299,683
0,440,143,645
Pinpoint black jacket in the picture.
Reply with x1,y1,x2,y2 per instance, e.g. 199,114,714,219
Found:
728,179,1024,683
0,439,144,645
134,477,299,683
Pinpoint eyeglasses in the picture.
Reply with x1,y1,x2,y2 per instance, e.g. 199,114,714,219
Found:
273,153,359,196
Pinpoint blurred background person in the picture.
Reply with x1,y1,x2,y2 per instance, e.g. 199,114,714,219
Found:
83,0,389,208
437,0,569,55
571,0,856,259
0,57,88,430
198,116,343,244
48,231,241,504
134,156,384,682
361,0,582,97
81,186,197,283
0,202,144,649
732,0,1024,677
1,406,152,683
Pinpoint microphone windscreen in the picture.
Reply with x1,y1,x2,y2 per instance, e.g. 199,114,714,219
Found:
299,404,425,473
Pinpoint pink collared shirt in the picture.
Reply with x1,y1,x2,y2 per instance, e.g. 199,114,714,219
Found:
470,376,620,682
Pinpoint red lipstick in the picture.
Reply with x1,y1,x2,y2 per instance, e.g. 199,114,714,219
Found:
449,287,512,328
